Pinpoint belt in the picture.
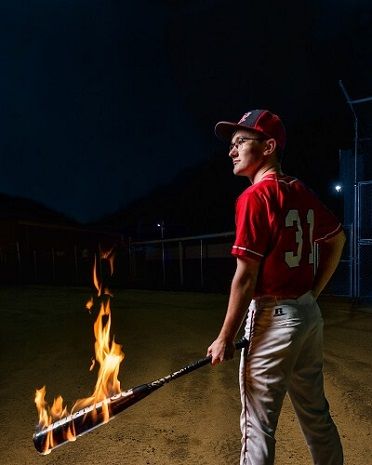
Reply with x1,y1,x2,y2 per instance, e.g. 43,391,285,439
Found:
254,291,314,307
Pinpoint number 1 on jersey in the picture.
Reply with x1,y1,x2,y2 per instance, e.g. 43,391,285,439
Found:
284,209,314,268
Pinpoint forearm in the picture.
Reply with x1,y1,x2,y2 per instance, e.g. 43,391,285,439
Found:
218,273,255,342
207,257,259,364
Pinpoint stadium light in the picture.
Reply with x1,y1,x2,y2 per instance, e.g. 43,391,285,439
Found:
156,220,165,239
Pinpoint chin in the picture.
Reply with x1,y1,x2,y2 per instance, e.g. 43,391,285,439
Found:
234,167,247,177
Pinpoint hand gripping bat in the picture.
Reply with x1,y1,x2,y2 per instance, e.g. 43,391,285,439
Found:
33,338,247,455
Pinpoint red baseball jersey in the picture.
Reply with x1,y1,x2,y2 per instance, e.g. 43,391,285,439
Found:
232,174,342,298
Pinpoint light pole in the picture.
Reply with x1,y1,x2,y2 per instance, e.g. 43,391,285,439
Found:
157,221,166,286
339,80,359,300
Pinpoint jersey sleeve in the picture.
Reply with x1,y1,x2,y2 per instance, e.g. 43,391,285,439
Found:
231,191,271,261
312,194,343,242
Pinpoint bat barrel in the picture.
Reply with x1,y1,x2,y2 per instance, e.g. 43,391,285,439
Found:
33,385,154,455
33,339,247,454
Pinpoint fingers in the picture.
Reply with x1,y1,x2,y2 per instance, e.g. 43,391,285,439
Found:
206,346,220,366
210,352,223,366
207,344,221,366
207,340,235,366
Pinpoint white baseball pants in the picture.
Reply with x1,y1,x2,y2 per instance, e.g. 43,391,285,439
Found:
239,291,343,465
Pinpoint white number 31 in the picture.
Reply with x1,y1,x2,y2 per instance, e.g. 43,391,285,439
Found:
284,209,314,268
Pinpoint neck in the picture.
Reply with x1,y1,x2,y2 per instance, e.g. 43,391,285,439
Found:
250,162,282,184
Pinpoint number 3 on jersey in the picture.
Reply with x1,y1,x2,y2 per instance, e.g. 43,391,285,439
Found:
284,209,314,268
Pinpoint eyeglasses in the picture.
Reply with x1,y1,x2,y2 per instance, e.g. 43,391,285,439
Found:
229,136,264,152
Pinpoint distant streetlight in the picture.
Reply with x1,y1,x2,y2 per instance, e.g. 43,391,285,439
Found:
334,184,342,193
157,221,165,239
157,221,166,285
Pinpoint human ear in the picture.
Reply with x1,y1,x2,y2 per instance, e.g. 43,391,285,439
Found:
263,138,276,156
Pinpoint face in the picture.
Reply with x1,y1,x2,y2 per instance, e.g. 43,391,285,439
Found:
228,129,267,178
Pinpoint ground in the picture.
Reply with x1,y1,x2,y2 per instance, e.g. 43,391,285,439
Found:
0,287,371,465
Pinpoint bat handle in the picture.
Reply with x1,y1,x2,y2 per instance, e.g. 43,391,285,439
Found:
207,336,248,361
170,337,248,380
203,337,248,364
206,336,248,361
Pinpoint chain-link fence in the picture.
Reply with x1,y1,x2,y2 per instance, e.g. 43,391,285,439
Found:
0,225,354,295
0,221,126,286
359,181,372,298
340,81,372,301
128,232,235,292
128,231,351,295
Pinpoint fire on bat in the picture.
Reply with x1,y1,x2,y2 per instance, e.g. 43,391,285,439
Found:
34,248,123,454
33,339,247,455
33,248,247,455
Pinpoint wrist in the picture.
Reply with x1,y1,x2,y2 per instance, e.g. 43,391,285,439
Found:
217,332,235,344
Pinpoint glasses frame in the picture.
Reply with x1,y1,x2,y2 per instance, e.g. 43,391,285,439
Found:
229,136,265,152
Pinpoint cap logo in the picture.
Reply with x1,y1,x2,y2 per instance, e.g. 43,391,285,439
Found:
238,112,251,124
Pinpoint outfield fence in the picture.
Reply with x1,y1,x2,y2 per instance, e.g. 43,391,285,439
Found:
0,224,356,298
127,227,353,296
128,232,236,292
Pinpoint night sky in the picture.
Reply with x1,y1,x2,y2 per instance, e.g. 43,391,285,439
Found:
1,0,371,223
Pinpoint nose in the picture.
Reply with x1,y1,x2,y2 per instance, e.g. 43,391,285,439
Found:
229,145,238,158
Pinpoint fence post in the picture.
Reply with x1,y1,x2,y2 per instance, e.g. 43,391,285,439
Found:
161,240,166,287
51,247,56,282
16,241,22,282
74,245,78,283
200,239,204,288
128,237,134,280
178,241,184,287
33,250,38,282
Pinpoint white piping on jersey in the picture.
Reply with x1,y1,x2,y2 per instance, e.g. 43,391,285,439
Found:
232,245,264,257
316,223,343,242
261,175,297,185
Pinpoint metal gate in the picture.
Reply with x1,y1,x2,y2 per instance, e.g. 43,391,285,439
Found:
340,81,372,300
359,181,372,298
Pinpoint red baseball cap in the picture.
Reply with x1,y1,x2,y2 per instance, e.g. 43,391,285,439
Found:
215,109,286,151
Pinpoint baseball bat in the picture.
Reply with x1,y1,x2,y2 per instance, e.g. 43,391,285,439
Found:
33,338,247,455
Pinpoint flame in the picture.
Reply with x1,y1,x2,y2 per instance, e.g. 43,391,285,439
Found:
34,249,123,453
85,297,94,312
50,395,68,420
35,386,49,428
103,287,114,297
34,387,57,454
66,424,76,442
101,246,115,277
93,254,102,296
72,298,124,422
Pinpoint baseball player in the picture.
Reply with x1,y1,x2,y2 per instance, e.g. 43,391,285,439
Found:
207,110,345,465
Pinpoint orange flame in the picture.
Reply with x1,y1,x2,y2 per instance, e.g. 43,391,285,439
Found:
72,298,124,422
35,386,49,428
93,254,102,296
34,249,123,453
101,246,115,277
85,297,94,312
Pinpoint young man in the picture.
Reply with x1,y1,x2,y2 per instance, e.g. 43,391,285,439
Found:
207,110,345,465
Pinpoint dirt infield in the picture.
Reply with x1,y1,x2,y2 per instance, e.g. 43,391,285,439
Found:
0,287,371,465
